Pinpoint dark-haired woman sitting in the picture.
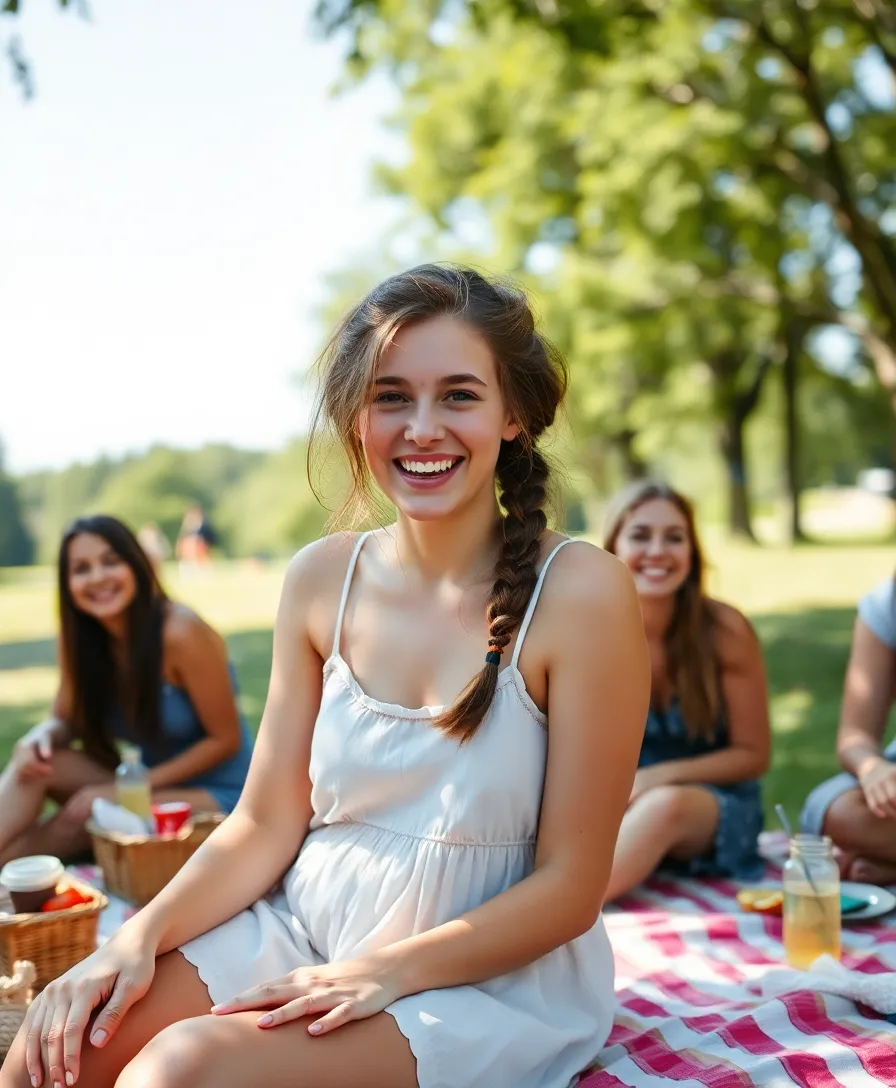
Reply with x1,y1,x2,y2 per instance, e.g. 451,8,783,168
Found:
602,480,771,900
0,515,253,866
801,577,896,884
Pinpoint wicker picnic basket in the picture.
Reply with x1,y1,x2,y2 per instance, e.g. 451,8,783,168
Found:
0,960,35,1065
0,876,106,993
87,812,226,907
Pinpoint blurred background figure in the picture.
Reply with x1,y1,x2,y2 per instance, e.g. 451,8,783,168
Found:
801,575,896,885
602,481,771,900
0,515,253,866
137,521,171,573
176,504,217,577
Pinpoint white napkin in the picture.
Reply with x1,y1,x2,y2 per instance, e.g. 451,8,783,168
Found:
759,954,896,1014
90,798,150,836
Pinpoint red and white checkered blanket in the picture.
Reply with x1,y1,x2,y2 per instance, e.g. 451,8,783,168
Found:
586,862,896,1087
72,845,896,1088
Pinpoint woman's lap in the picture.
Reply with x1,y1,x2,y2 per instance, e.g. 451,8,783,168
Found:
118,1007,417,1088
2,949,417,1088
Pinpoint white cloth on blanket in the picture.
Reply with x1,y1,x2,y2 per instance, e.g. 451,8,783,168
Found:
759,954,896,1013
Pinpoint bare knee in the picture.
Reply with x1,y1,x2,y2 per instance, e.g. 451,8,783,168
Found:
823,788,871,850
637,784,692,825
55,787,97,833
115,1020,215,1088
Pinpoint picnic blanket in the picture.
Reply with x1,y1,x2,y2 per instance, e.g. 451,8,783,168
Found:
70,838,896,1088
583,833,896,1087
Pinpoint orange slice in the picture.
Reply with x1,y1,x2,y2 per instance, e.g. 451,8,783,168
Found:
737,889,783,915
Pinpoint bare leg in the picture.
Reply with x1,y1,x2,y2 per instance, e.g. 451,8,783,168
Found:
605,785,720,902
115,1009,417,1088
0,786,221,867
824,788,896,864
0,951,211,1088
0,748,112,860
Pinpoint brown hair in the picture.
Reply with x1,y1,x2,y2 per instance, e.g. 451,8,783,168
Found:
603,480,721,741
310,263,567,743
58,515,168,768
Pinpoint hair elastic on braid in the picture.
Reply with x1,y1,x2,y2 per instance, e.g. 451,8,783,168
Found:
485,641,504,667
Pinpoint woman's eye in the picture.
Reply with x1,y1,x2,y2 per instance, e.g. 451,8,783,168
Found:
446,390,477,403
374,392,407,404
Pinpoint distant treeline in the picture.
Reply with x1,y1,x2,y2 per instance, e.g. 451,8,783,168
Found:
3,440,350,567
1,365,893,569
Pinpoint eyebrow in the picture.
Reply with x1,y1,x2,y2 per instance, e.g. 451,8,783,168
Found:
373,373,488,388
630,522,686,532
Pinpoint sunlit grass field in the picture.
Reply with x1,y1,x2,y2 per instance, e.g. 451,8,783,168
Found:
3,535,896,827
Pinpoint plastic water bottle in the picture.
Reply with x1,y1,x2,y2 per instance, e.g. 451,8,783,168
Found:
115,747,152,830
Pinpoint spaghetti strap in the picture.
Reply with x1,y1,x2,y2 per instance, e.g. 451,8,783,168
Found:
511,538,581,669
332,532,370,658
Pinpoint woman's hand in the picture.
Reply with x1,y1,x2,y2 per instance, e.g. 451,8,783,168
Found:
21,929,157,1087
858,758,896,819
11,720,57,782
210,956,400,1037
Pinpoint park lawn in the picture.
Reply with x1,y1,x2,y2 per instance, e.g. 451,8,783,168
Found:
2,538,895,827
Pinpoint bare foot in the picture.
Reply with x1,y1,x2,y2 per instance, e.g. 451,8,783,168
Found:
847,857,896,886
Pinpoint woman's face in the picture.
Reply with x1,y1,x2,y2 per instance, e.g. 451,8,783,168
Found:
613,498,694,600
67,533,138,623
360,315,519,523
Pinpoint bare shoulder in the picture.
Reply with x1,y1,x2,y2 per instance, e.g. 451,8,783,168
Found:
163,601,222,649
282,531,362,602
708,598,760,666
281,532,368,656
539,537,641,629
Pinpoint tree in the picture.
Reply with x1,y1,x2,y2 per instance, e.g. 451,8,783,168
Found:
0,441,34,566
316,0,894,536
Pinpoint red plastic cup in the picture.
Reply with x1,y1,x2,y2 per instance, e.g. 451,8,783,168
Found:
152,801,192,837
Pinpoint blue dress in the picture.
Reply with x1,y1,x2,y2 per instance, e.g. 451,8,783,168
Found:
640,698,764,880
113,663,253,813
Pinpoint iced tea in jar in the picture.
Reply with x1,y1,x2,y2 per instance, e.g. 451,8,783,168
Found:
782,833,841,969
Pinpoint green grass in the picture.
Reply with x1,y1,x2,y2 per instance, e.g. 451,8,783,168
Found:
2,541,895,827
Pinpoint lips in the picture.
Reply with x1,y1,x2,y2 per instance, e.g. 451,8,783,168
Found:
85,588,122,604
393,456,464,487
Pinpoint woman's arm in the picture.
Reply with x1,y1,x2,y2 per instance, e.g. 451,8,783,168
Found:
371,546,649,996
641,604,770,789
141,608,245,789
120,541,336,954
44,662,74,746
836,617,894,779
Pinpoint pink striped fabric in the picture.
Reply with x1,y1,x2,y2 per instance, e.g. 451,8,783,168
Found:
582,856,896,1088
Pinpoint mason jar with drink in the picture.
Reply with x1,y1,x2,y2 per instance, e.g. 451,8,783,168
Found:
782,833,841,969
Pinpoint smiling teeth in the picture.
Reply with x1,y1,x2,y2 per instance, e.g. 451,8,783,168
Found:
399,459,457,474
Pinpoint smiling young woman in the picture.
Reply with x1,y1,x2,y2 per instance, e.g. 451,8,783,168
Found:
1,266,650,1088
0,515,253,868
602,480,771,900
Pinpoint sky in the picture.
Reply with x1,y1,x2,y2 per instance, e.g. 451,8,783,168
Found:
1,0,402,475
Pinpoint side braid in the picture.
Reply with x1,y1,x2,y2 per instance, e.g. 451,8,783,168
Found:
434,439,550,744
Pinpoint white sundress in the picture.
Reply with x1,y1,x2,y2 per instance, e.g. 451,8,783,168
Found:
180,533,616,1088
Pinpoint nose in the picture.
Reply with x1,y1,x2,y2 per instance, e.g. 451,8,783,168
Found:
404,400,445,446
645,536,666,557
